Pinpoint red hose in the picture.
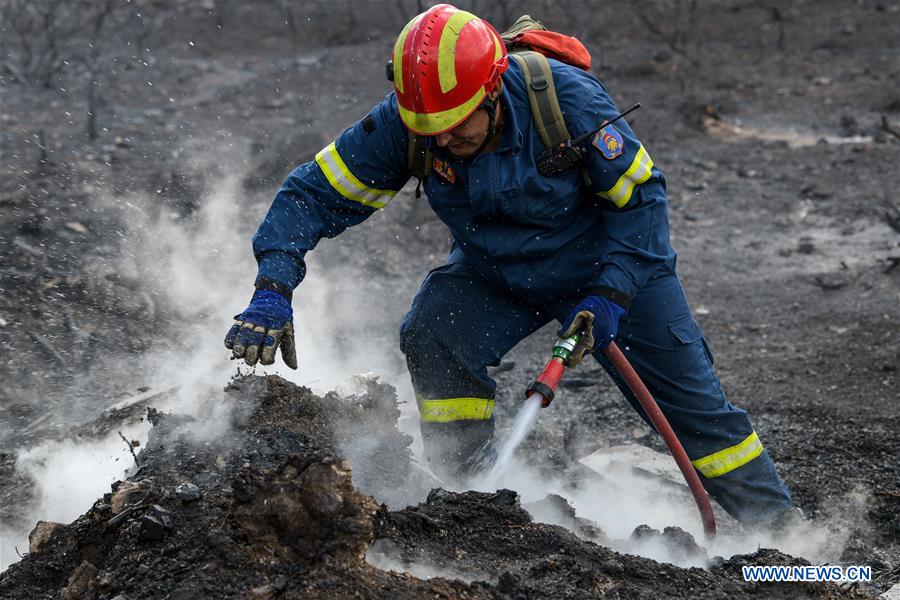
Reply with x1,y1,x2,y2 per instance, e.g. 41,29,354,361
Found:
602,342,717,538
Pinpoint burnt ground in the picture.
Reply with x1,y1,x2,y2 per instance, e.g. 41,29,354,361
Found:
1,0,899,597
0,376,867,599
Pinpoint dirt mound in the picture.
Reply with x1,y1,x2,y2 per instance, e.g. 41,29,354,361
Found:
0,376,860,599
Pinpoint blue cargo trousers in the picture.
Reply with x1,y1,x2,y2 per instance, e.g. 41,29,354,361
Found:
399,258,792,524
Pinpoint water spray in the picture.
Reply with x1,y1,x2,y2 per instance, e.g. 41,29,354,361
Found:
483,336,580,484
490,335,717,538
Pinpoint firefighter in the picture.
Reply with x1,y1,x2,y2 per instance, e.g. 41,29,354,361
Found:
225,4,793,525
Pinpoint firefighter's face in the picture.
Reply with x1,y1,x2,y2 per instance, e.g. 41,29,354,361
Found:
435,89,501,158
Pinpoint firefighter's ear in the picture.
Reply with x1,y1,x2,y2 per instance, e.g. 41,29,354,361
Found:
488,81,502,101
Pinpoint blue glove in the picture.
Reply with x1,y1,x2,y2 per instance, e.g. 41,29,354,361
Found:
224,289,297,369
558,295,627,367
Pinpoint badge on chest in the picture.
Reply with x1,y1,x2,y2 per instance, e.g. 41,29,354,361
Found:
432,157,457,184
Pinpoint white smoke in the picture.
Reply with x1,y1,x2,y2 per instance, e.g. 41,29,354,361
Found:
366,537,484,583
1,151,425,571
0,420,150,569
474,442,865,568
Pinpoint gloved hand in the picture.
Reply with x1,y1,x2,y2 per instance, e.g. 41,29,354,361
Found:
224,289,298,369
558,295,627,367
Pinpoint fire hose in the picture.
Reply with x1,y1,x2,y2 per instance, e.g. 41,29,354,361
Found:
526,336,717,538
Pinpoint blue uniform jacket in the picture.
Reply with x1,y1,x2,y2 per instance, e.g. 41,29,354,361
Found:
252,58,676,306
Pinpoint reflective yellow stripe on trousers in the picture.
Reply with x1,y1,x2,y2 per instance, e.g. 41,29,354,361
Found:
419,396,495,423
691,431,764,478
315,142,397,209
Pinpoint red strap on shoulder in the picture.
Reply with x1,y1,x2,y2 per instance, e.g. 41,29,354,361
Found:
515,30,591,70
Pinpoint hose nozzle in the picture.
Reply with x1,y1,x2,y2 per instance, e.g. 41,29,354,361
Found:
526,335,579,407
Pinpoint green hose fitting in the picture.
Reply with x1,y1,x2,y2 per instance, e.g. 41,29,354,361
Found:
552,335,580,361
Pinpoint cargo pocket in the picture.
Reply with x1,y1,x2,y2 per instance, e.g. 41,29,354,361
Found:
668,314,702,345
666,314,724,407
669,316,715,366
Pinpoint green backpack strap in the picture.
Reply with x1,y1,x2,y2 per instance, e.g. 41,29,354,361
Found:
502,16,563,148
407,131,433,198
509,50,592,185
508,51,570,149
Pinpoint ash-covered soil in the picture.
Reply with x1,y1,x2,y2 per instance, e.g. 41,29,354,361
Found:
0,376,863,599
1,0,899,596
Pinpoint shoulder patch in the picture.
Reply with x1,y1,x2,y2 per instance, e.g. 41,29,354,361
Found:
592,125,624,160
361,114,376,134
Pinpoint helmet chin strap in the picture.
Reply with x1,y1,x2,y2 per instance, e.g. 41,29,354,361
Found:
468,95,501,159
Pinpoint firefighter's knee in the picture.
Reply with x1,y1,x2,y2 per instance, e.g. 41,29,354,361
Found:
399,305,435,360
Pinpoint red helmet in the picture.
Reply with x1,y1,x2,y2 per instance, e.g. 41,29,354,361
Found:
392,4,508,136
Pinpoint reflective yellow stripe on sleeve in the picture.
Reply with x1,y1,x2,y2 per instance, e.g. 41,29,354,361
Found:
596,144,654,208
315,142,397,209
691,431,764,478
419,396,495,423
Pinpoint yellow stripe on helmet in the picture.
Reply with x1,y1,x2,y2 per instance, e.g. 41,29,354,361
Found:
419,396,495,422
315,142,397,209
398,84,486,135
691,431,764,478
393,16,420,95
437,10,478,94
